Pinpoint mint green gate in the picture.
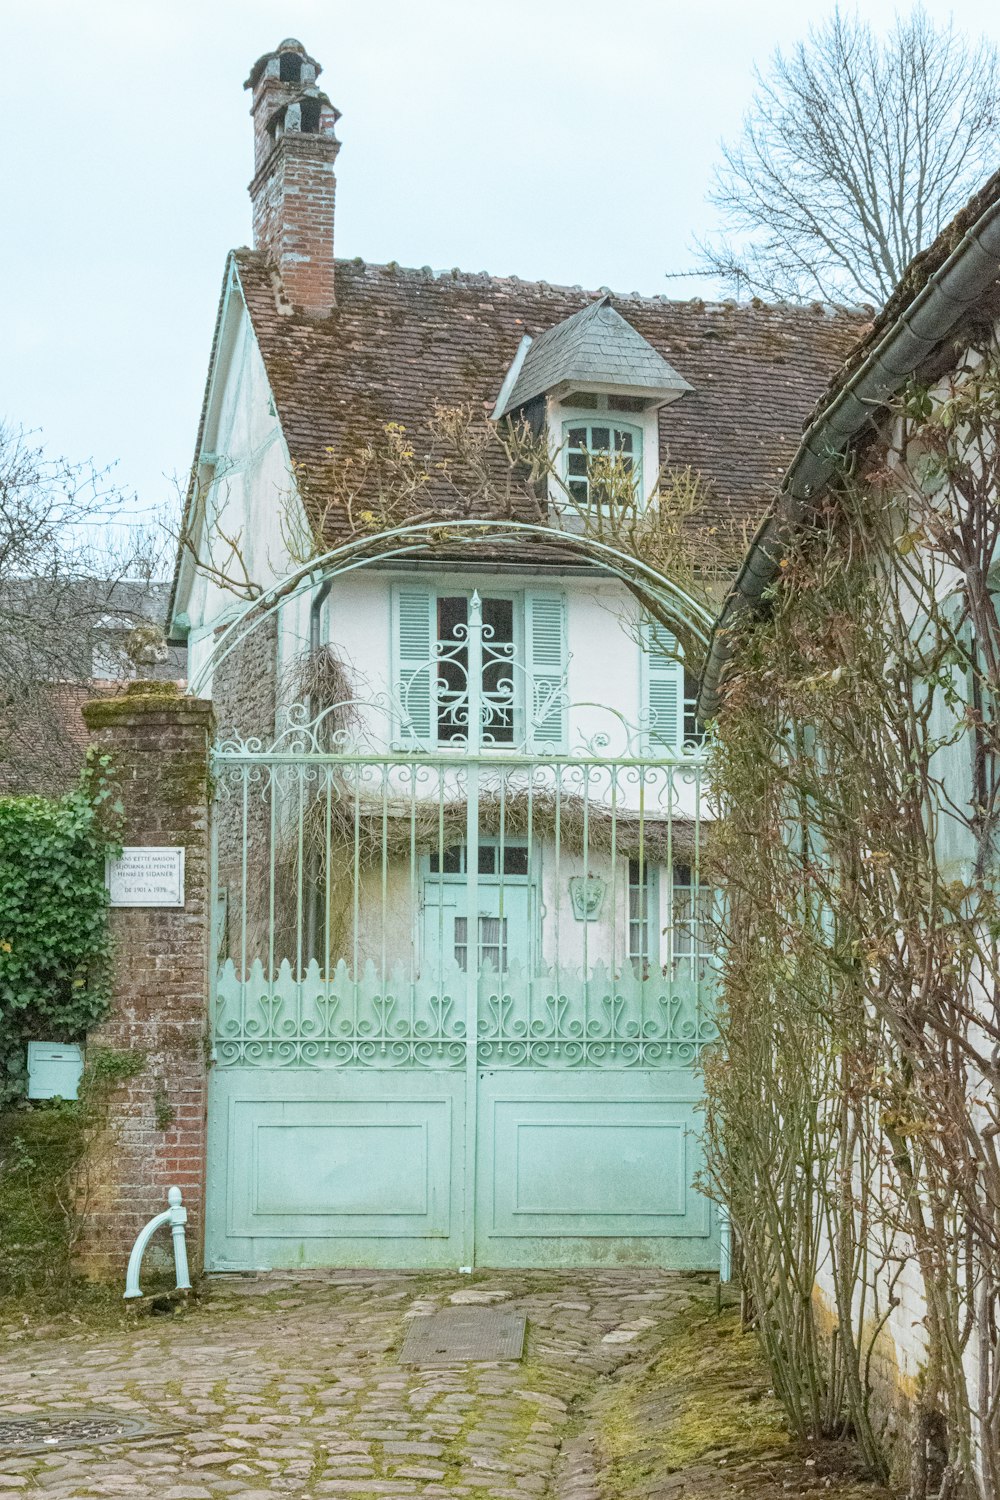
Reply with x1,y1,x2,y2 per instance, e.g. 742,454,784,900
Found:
205,590,718,1271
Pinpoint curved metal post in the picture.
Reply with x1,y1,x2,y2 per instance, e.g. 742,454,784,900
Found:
124,1186,192,1300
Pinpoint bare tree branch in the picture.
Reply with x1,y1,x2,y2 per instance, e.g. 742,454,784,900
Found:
700,7,1000,305
0,424,171,791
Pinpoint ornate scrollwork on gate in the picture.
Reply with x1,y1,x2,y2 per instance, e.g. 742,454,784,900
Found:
213,957,717,1068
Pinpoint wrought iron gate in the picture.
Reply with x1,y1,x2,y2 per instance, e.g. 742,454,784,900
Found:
205,592,718,1270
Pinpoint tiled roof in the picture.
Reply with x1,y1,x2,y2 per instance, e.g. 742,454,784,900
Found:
494,295,691,416
229,250,869,544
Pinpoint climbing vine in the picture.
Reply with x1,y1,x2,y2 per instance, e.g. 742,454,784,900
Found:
704,351,1000,1497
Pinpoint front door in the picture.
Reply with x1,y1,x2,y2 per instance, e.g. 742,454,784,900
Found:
421,841,534,977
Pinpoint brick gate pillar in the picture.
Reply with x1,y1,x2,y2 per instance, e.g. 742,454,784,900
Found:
78,681,213,1280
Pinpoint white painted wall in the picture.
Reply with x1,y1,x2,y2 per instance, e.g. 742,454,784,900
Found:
176,271,313,697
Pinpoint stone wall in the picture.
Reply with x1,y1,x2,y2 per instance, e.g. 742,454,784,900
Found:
78,682,212,1279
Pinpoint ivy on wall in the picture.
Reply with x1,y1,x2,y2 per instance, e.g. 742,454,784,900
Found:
0,752,121,1103
0,1047,145,1304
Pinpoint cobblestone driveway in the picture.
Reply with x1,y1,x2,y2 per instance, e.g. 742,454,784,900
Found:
0,1269,708,1500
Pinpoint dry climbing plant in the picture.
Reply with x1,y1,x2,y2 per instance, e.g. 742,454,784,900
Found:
181,401,746,668
704,351,1000,1496
199,403,738,970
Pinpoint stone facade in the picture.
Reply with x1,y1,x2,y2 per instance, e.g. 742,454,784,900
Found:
78,682,212,1278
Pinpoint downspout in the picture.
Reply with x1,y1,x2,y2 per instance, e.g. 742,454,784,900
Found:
697,188,1000,721
310,577,333,665
305,577,333,965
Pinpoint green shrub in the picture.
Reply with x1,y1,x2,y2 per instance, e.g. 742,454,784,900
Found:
0,753,120,1102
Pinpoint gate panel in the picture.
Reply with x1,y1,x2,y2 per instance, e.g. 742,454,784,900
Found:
476,1070,710,1267
206,1069,465,1269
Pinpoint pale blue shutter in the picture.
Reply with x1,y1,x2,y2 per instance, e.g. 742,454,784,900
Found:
525,591,567,751
643,616,684,752
393,585,435,746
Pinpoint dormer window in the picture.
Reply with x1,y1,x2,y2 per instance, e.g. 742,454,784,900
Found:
564,419,641,507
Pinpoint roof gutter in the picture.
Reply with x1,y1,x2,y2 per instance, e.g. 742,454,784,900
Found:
697,188,1000,721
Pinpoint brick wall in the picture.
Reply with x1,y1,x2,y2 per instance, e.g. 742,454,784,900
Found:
78,682,212,1279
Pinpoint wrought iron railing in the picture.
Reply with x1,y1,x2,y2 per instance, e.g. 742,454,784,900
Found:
209,591,717,1069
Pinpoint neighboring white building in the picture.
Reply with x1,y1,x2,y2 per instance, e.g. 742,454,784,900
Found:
699,165,1000,1482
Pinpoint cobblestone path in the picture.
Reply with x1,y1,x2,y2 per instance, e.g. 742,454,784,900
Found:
0,1269,709,1500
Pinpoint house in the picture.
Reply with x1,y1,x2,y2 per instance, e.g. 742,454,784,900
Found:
696,170,1000,1480
169,38,864,1273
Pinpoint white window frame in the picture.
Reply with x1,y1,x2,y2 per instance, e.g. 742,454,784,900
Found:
562,416,643,510
549,392,658,515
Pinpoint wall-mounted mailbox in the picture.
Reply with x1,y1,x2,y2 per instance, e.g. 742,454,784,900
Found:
27,1042,84,1100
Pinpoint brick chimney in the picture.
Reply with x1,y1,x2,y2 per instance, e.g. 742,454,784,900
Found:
245,39,341,317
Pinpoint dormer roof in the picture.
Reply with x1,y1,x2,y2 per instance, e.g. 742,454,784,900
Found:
493,295,692,418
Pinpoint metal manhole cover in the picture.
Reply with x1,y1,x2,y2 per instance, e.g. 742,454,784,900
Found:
400,1307,526,1366
0,1410,168,1456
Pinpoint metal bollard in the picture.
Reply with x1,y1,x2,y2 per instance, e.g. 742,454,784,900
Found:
124,1186,193,1300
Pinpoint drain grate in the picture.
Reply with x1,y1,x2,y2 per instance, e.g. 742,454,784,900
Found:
0,1410,168,1456
400,1307,527,1366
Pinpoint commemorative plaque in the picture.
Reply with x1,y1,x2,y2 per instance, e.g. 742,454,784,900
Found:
106,847,185,908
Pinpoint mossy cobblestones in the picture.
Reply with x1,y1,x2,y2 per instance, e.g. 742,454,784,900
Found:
0,1270,701,1499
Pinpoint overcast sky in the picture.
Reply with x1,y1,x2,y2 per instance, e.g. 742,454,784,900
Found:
3,0,999,519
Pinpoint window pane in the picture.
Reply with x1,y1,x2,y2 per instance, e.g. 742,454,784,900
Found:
436,596,468,741
568,451,588,476
454,917,468,971
615,429,634,453
482,596,515,744
590,426,610,451
478,846,497,874
430,845,464,874
479,916,508,971
483,597,514,645
567,427,588,448
568,479,589,503
629,858,655,974
437,595,467,642
503,845,529,875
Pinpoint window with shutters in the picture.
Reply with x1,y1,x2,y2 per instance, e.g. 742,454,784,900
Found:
641,616,684,753
392,586,567,751
629,859,716,980
640,615,703,753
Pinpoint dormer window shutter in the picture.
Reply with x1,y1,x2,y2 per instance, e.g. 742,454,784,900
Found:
642,615,684,753
525,591,567,752
392,585,435,746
